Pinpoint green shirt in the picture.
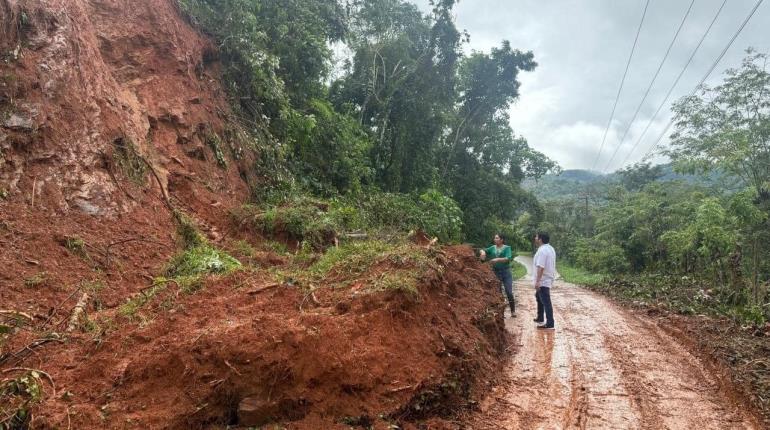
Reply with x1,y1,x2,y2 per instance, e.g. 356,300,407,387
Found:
484,244,512,270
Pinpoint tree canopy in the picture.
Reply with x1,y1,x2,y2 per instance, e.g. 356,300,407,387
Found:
180,0,559,245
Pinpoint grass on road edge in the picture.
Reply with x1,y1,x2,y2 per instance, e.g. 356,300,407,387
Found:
557,262,606,285
512,251,530,279
511,260,526,280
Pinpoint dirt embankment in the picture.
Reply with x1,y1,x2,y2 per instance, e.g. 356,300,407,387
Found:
0,1,511,428
1,0,257,312
8,245,508,429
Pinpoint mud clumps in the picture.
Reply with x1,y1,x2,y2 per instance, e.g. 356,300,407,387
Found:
22,245,507,429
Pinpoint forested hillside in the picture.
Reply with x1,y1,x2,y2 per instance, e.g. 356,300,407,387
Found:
177,0,558,245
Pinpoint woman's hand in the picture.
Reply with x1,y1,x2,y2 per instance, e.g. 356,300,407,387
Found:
479,250,487,261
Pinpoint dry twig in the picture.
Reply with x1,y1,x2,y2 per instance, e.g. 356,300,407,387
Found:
66,293,89,332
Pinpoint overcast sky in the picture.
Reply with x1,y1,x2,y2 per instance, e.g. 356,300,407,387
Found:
412,0,770,172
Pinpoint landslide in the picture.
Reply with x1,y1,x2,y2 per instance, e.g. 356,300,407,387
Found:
1,0,257,313
28,244,507,429
0,1,510,428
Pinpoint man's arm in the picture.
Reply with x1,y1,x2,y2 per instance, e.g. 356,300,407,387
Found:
535,265,545,290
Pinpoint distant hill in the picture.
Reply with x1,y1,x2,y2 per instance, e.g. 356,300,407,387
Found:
524,164,734,202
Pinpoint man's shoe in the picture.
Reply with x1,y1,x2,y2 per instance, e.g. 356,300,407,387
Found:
533,318,544,324
537,325,555,330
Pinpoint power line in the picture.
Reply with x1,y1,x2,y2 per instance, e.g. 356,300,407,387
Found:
590,0,651,172
601,0,696,173
619,0,728,168
638,0,765,164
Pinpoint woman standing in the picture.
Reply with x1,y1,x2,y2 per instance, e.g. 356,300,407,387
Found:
479,234,516,317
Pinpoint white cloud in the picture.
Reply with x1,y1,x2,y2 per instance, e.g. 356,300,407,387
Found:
413,0,770,170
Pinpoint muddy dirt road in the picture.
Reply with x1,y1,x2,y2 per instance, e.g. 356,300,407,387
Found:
466,256,760,429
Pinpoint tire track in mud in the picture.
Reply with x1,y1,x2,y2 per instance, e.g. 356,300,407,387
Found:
464,256,760,429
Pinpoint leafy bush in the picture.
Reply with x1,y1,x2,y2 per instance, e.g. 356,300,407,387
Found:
236,189,464,247
165,245,242,278
331,189,464,243
417,189,463,243
235,197,337,248
298,239,432,297
573,238,629,274
286,99,372,195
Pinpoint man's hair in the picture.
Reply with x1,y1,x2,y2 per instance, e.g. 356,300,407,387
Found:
495,233,506,243
536,231,550,244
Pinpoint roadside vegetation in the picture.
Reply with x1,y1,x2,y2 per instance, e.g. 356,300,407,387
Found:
539,51,770,327
556,262,605,286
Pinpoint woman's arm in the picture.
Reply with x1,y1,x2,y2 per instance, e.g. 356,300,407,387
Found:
490,246,512,264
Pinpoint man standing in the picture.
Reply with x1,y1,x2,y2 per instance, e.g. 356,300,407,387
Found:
533,232,556,329
479,234,516,317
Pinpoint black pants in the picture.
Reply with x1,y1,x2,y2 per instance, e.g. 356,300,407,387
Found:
494,267,515,313
536,287,554,326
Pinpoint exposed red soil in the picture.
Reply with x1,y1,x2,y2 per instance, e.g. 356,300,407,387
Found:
0,4,510,428
3,245,505,429
1,0,257,310
0,0,287,297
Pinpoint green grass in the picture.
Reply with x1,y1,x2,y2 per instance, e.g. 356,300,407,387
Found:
165,245,241,278
272,239,433,298
511,260,527,280
23,272,48,288
557,262,606,285
119,282,168,318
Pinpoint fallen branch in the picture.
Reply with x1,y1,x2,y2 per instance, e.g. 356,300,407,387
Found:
299,289,322,312
246,283,281,295
309,291,321,306
0,335,64,366
41,286,83,330
137,154,173,211
66,293,89,332
388,384,417,394
223,360,242,376
0,310,34,321
342,232,368,239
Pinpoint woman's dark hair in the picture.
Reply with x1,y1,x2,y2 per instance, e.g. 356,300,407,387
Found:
536,231,550,244
495,233,506,243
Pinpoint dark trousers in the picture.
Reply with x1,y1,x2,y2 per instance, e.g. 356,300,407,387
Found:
536,287,554,326
494,267,515,313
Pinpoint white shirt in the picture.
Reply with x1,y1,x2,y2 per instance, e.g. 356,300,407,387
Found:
533,244,556,288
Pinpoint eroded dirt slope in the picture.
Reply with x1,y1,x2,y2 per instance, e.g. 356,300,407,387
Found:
12,245,507,429
1,0,257,311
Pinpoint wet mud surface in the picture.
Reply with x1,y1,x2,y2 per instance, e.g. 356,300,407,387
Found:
466,256,761,430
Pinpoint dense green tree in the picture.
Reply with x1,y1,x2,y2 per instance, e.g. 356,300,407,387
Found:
669,49,770,197
286,99,372,195
332,0,461,192
618,162,664,191
255,0,346,105
442,41,537,178
182,0,558,245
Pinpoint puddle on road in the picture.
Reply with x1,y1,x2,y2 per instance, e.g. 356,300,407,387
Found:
467,256,758,430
